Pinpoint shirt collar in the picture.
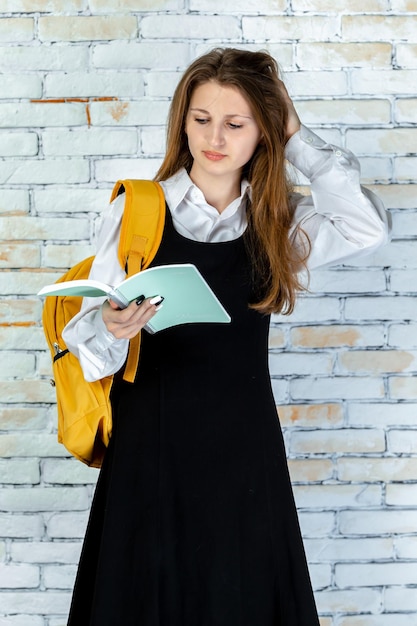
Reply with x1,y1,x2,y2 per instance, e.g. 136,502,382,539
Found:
161,167,251,217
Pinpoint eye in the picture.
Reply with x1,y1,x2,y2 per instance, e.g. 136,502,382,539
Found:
195,117,208,124
228,123,242,129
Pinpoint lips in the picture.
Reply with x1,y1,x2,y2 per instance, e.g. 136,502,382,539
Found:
203,151,226,161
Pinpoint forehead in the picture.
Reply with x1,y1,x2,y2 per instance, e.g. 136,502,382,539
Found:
189,81,253,115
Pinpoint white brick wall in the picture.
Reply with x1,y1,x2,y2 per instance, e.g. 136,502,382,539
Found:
0,1,415,624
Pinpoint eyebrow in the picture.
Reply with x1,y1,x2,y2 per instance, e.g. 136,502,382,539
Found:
189,107,253,119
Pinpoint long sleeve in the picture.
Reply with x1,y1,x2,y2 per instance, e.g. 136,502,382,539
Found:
62,195,129,382
286,125,390,270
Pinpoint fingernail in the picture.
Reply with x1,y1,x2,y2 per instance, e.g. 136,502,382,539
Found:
150,295,164,306
136,294,145,305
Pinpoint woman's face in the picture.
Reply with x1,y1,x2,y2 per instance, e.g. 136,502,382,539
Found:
185,81,262,186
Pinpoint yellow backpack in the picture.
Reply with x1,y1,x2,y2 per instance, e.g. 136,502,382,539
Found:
42,180,166,468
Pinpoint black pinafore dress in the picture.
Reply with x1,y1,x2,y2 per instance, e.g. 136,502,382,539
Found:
68,211,319,626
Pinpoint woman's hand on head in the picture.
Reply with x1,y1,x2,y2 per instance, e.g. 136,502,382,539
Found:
278,80,301,143
101,297,162,340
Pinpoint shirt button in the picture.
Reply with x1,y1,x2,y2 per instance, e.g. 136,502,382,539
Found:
335,149,342,157
305,137,313,144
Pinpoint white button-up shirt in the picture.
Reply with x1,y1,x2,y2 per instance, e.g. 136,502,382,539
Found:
62,125,390,382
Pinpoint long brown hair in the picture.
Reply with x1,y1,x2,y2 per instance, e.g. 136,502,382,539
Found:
154,48,309,315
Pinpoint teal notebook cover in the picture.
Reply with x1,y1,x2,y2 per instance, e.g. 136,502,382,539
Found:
38,263,231,333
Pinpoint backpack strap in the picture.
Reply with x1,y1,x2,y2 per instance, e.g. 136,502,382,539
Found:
110,180,165,383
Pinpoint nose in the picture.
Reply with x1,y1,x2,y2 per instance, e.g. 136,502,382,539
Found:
207,123,225,148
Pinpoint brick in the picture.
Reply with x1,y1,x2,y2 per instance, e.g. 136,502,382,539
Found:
34,187,110,214
390,269,417,292
0,408,48,431
348,402,417,426
0,131,38,157
0,487,88,513
42,128,138,156
340,617,417,626
357,156,394,182
39,16,137,42
272,296,341,324
0,327,47,351
347,128,417,155
339,349,417,374
0,243,41,268
0,434,64,457
190,0,286,11
0,190,29,214
388,429,417,453
298,511,336,537
290,429,385,454
43,244,93,268
142,15,240,40
294,484,381,509
290,376,385,401
0,270,66,295
285,70,348,96
385,586,417,612
351,69,417,95
0,564,39,588
94,157,162,183
0,591,71,616
0,216,89,241
0,18,33,42
288,458,333,483
391,211,417,238
43,564,76,589
394,156,417,181
296,99,390,126
0,74,41,99
315,588,382,615
0,459,39,484
337,457,417,482
0,45,88,72
291,325,384,348
0,159,90,185
268,327,286,348
392,0,417,9
336,562,417,588
396,98,417,123
242,16,339,41
2,0,85,10
394,536,417,560
389,323,417,348
342,16,417,42
89,99,169,126
389,376,417,399
0,514,44,539
42,459,98,485
269,352,333,376
141,128,166,156
270,378,288,404
397,43,417,68
308,269,386,292
145,71,181,97
92,42,189,70
296,43,392,69
45,71,144,98
309,563,331,591
340,509,417,535
386,483,417,506
305,537,393,562
293,0,388,8
278,403,344,428
90,0,179,10
0,351,35,380
345,296,416,321
47,511,89,539
369,184,417,209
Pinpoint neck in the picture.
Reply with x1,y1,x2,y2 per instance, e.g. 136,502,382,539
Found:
188,171,242,214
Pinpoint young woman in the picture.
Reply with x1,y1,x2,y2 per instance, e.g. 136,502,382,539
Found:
63,48,389,625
